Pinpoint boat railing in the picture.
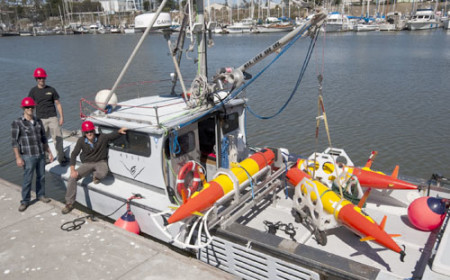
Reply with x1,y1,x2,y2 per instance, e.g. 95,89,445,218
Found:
81,97,187,128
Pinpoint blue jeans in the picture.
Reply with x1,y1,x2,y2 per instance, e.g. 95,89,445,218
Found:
21,154,46,204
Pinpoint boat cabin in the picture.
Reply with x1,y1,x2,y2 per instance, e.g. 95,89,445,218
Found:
88,95,248,201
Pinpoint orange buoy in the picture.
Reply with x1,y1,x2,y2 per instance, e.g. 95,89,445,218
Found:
114,210,140,234
114,195,143,234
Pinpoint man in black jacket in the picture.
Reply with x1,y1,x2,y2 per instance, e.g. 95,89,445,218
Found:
62,121,127,214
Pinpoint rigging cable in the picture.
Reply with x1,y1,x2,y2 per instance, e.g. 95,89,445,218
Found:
178,23,315,129
245,27,320,120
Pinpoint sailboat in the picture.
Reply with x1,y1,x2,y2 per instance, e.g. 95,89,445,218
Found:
354,0,380,32
45,0,450,278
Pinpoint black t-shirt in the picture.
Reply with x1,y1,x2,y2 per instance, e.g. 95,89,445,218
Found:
28,85,60,119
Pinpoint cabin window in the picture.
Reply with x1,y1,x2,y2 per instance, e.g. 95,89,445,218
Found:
222,112,239,134
99,126,151,157
164,131,195,159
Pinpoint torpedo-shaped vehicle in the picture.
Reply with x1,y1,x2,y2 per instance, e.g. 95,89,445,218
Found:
297,149,418,191
286,165,405,260
168,148,275,224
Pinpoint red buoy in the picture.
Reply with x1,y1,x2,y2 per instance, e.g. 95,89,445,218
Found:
408,197,446,231
114,195,143,234
114,210,140,234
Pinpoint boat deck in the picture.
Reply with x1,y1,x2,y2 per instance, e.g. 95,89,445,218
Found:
207,184,450,279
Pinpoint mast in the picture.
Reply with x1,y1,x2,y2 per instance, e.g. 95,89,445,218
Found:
197,0,207,78
104,0,169,105
366,0,370,18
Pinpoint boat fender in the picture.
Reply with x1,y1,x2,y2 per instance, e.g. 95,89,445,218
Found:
408,196,447,231
176,161,205,201
95,89,118,110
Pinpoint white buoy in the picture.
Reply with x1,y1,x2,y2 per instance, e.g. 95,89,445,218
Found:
95,89,118,110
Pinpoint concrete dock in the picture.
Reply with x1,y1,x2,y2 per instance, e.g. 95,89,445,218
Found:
0,178,237,280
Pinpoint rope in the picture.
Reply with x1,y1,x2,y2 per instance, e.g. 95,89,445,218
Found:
237,163,255,199
61,201,126,231
245,28,320,120
178,23,315,129
60,194,143,232
169,130,181,155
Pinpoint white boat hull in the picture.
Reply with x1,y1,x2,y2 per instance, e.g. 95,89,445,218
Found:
407,21,439,30
354,24,380,32
252,25,294,33
47,160,182,243
225,27,252,33
325,23,343,32
379,23,396,31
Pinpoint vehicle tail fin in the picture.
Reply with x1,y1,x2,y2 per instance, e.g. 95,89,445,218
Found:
379,215,387,230
360,236,375,242
357,188,372,208
391,165,399,179
360,234,401,242
364,151,378,169
379,216,402,238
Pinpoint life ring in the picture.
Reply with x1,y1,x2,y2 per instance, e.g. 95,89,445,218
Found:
176,161,205,201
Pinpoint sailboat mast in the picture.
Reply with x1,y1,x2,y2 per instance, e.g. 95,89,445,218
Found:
366,0,370,18
196,0,207,78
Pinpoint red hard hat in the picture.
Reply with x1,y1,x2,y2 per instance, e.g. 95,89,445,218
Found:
33,67,47,78
21,97,36,107
81,121,95,132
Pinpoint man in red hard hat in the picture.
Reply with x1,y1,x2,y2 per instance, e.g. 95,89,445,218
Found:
28,67,68,166
62,121,127,214
11,97,54,212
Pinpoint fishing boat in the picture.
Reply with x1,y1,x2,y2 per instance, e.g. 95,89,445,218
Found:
45,0,450,279
407,8,439,30
324,11,353,32
354,20,380,32
379,11,407,31
252,17,294,33
225,18,255,34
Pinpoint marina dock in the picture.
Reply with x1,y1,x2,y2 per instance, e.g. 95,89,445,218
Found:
0,178,236,280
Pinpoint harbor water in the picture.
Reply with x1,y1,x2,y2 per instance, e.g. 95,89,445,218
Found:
1,30,449,201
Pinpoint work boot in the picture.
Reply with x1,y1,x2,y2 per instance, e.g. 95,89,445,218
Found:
38,196,51,203
93,177,100,184
61,204,74,214
18,203,29,212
